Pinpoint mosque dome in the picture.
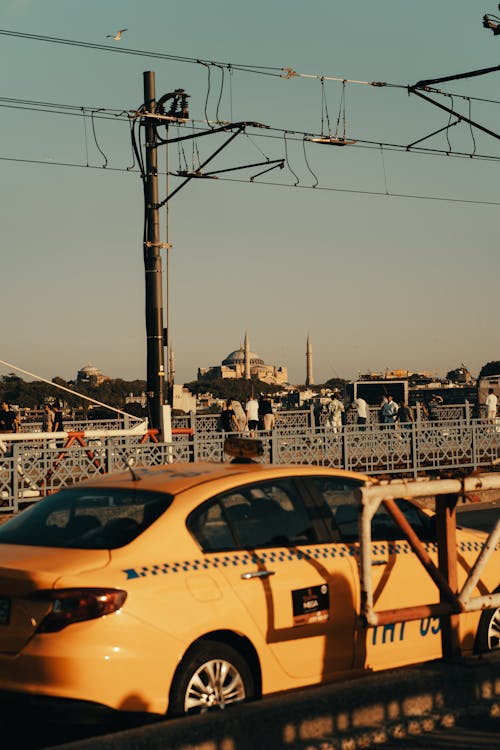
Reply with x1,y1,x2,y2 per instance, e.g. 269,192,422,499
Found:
76,363,106,385
79,364,101,376
222,348,264,366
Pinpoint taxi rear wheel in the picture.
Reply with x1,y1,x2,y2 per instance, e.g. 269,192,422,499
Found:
168,640,255,716
475,605,500,652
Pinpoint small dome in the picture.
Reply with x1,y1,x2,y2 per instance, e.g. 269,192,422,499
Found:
79,364,100,375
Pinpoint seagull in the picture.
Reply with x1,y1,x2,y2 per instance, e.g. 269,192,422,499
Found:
106,28,127,41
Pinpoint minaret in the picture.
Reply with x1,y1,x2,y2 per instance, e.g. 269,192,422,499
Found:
244,330,251,380
306,334,314,387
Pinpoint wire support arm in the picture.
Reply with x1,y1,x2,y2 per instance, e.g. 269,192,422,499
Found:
406,119,461,150
157,124,246,206
413,63,500,90
154,120,264,145
174,158,284,179
409,88,500,142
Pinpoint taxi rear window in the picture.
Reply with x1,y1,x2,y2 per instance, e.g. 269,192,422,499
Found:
0,488,172,549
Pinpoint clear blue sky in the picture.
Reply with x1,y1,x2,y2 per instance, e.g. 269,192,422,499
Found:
1,1,498,387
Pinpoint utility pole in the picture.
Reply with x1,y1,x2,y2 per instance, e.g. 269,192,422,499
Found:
134,71,277,433
142,71,165,435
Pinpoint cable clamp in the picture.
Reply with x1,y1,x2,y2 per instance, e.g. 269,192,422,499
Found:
144,241,173,249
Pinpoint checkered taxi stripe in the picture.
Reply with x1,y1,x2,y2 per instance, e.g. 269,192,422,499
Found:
122,539,487,581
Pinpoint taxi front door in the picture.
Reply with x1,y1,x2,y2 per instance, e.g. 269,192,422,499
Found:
215,478,358,681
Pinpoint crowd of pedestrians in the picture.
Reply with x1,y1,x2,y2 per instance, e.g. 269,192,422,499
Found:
220,393,276,436
316,392,416,431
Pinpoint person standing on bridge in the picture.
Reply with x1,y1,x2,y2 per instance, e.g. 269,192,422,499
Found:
352,395,369,429
259,394,275,434
42,403,54,433
245,394,260,437
327,392,344,433
0,401,19,434
396,401,413,429
381,394,399,426
485,388,498,424
220,399,239,433
52,401,64,433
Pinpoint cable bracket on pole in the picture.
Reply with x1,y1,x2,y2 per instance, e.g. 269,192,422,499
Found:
144,241,172,249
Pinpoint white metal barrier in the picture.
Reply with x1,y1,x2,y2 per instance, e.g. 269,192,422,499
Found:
355,472,500,657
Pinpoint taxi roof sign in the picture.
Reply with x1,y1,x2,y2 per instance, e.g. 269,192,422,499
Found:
223,436,264,462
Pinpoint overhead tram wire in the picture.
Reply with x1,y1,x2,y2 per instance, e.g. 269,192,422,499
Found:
2,98,500,170
0,152,498,207
1,100,499,202
3,28,500,107
1,35,498,203
279,68,500,107
203,175,500,207
0,99,132,122
0,155,135,173
3,93,500,164
0,29,283,77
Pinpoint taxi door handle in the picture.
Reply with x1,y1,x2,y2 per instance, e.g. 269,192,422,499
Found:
240,570,275,580
371,560,387,566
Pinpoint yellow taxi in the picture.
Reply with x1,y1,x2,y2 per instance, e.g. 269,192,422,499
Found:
0,442,498,719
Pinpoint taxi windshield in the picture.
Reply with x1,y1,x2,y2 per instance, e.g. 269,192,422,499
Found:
0,488,172,549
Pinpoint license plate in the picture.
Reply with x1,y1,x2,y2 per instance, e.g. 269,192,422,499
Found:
0,597,10,625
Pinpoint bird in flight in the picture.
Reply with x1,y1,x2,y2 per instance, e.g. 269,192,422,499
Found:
106,28,127,41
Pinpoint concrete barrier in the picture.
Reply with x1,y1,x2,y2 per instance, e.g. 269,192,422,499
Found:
54,653,500,750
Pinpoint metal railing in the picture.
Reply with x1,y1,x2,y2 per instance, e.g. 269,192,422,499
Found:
356,472,500,658
1,413,499,512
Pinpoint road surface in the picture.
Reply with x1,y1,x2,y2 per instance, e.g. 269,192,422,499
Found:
375,714,500,749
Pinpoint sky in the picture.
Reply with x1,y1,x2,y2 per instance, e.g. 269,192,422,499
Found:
1,1,499,388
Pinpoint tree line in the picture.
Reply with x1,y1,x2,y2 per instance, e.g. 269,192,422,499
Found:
1,372,349,418
0,374,147,417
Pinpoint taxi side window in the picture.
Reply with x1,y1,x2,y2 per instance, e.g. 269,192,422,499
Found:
188,480,317,551
306,478,360,542
307,478,435,543
188,502,237,552
222,480,317,548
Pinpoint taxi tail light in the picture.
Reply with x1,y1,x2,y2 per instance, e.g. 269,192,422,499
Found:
33,588,127,633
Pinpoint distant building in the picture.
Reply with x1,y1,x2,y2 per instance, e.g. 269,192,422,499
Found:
198,332,288,386
76,364,108,387
125,392,147,408
172,384,196,414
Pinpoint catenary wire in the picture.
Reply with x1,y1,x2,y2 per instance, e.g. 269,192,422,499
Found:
0,29,283,75
0,153,498,206
2,96,498,163
3,28,500,108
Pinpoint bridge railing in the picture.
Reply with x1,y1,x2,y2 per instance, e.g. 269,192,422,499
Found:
1,416,499,513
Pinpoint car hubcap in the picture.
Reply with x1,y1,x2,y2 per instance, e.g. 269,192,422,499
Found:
487,607,500,650
185,658,246,712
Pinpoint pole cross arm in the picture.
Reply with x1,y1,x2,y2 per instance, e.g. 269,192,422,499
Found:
408,88,500,142
155,120,268,145
157,123,245,206
176,158,284,179
412,63,500,89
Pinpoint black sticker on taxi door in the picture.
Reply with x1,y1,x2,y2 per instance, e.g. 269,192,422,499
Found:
292,584,329,625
